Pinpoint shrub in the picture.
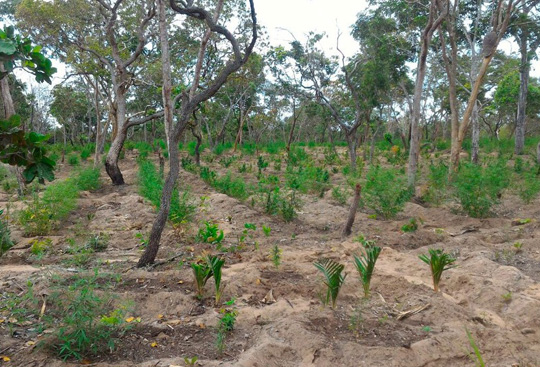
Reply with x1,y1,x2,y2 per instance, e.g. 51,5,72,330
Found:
423,162,448,206
0,209,14,257
197,222,224,245
75,167,101,191
43,179,79,222
80,146,92,161
362,166,411,219
214,172,251,200
19,192,54,236
517,168,540,204
452,161,510,217
52,271,131,360
67,154,80,166
332,186,348,205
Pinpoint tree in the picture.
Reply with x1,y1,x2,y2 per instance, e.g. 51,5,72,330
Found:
137,0,257,267
0,25,56,183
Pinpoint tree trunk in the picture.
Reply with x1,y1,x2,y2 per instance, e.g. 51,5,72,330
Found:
159,0,174,156
192,127,202,166
408,0,446,187
342,184,361,237
0,74,15,119
346,131,357,173
471,101,480,164
105,90,127,185
286,99,298,152
515,29,529,155
233,110,245,152
137,136,180,267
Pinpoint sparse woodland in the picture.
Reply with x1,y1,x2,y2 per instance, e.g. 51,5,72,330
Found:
2,0,540,366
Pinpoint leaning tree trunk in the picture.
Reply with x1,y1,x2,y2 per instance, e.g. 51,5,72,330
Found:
137,136,181,267
342,184,361,237
159,0,174,156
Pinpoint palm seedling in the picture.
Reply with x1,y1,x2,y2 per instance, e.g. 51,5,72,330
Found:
207,254,225,305
352,244,382,298
419,248,456,292
191,259,212,299
314,258,346,309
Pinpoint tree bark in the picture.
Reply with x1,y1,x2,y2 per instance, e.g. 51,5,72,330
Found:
471,101,480,164
105,90,127,185
286,99,298,152
159,0,174,156
407,0,447,188
515,28,529,155
342,184,361,237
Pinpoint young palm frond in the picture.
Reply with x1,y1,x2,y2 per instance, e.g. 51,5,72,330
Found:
314,258,346,309
353,244,381,298
207,254,225,305
191,260,212,299
466,328,485,367
419,248,456,292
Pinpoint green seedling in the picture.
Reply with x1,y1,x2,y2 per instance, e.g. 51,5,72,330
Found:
466,328,485,367
262,225,271,237
401,217,420,233
270,244,282,269
198,221,224,245
419,248,456,292
191,259,212,299
184,356,198,367
314,258,346,309
352,242,382,298
216,298,237,354
207,254,225,305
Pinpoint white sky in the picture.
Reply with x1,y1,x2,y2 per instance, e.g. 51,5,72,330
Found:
256,0,367,59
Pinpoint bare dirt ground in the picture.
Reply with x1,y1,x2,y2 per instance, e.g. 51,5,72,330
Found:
1,148,540,367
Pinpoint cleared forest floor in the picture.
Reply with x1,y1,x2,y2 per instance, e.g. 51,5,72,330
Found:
1,147,540,367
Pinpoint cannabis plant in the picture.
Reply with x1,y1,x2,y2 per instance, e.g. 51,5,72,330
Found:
419,248,456,292
352,243,381,298
0,209,13,257
314,258,346,309
269,244,282,268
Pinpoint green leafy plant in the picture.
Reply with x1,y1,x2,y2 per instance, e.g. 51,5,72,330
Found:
207,254,225,305
29,238,52,259
0,209,14,257
419,248,456,292
197,221,224,245
517,168,540,204
332,186,349,205
67,154,80,166
452,161,510,217
269,244,282,269
423,162,448,205
257,155,269,176
184,356,198,367
401,217,420,233
238,222,257,249
362,166,411,219
18,192,53,236
216,298,237,354
191,259,212,299
262,225,271,237
75,167,101,191
352,242,382,298
314,258,346,308
85,233,109,252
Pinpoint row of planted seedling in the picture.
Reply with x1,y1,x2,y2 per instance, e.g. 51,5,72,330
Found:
314,237,457,308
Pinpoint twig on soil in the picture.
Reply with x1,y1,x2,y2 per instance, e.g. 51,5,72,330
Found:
395,303,431,320
285,298,294,308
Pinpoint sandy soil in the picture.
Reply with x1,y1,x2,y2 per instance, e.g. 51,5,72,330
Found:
1,149,540,367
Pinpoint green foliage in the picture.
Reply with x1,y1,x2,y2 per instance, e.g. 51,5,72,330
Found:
0,209,14,257
401,217,419,233
18,192,53,236
213,142,232,156
213,172,251,200
67,154,79,166
452,161,510,217
419,248,456,292
363,166,411,219
219,155,236,168
332,186,349,205
43,178,79,221
423,162,448,206
216,299,237,354
138,159,195,224
352,241,381,298
207,254,225,305
314,258,347,309
80,146,92,161
52,270,130,360
241,142,256,155
269,244,282,268
0,114,56,183
29,237,52,258
75,167,101,191
181,157,196,172
197,222,224,245
262,225,271,237
516,168,540,204
257,155,268,175
191,259,212,299
85,233,109,252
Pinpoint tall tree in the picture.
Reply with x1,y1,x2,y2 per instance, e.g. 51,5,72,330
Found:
137,0,257,267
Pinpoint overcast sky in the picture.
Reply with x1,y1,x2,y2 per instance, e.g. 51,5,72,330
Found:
256,0,367,59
